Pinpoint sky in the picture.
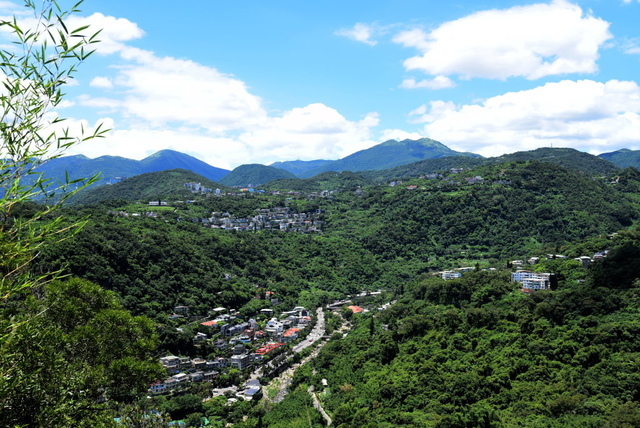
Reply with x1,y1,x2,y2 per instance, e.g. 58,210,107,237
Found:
1,0,640,170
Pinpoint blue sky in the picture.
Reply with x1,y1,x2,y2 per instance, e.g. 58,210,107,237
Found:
2,0,640,169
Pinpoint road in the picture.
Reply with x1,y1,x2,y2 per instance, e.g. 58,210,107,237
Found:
293,307,325,353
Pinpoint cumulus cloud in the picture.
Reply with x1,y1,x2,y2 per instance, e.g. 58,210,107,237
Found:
400,76,455,90
76,45,381,167
236,105,379,162
410,79,640,156
71,105,380,169
79,47,268,133
67,13,144,55
393,0,612,80
335,23,379,46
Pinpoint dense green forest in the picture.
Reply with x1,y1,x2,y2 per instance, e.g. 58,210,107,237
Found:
7,155,640,426
9,158,636,423
7,2,640,427
275,231,640,427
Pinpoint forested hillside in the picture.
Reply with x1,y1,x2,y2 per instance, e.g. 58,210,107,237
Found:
279,231,640,427
17,158,640,426
69,169,224,205
328,161,635,261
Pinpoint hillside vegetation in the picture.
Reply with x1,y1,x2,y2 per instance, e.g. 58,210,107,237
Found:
16,157,640,426
69,169,224,205
219,164,297,187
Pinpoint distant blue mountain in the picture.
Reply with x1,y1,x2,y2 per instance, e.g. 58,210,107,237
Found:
34,149,230,188
271,138,482,178
270,159,335,176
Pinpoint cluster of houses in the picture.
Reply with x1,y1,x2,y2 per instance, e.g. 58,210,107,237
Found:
150,306,312,396
512,250,609,269
201,207,324,233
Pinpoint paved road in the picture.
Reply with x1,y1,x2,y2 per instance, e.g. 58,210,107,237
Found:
293,307,325,353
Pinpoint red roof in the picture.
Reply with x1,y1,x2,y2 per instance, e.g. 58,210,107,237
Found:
283,328,301,337
200,320,218,327
348,305,364,313
255,342,284,355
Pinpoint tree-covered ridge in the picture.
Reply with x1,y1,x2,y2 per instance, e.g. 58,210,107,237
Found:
599,148,640,169
219,164,298,187
69,168,225,205
262,171,374,193
36,212,382,317
360,147,618,184
327,161,636,261
493,148,618,175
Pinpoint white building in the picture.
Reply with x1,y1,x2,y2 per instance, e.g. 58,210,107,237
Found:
512,270,552,290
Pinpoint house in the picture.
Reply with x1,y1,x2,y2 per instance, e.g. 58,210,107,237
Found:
265,318,284,336
173,306,189,315
511,270,553,290
190,371,204,382
194,332,208,342
347,305,364,314
192,358,207,370
441,271,462,280
212,357,228,369
203,371,218,382
232,344,247,355
575,256,592,267
240,387,262,401
149,381,167,395
200,320,218,328
283,328,301,342
172,373,189,385
229,354,253,370
159,356,181,371
255,342,284,355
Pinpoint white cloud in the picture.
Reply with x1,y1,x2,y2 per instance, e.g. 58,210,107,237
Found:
80,47,268,133
0,1,20,13
236,104,379,162
69,105,380,169
379,129,424,142
74,45,381,167
400,76,455,90
393,0,612,80
336,23,379,46
410,79,640,156
623,39,640,54
67,13,144,55
90,76,113,88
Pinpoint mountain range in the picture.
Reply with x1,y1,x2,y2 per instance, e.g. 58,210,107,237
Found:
34,149,229,187
32,140,640,195
271,137,481,178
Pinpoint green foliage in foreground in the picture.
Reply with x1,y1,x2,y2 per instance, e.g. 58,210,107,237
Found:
0,278,163,427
